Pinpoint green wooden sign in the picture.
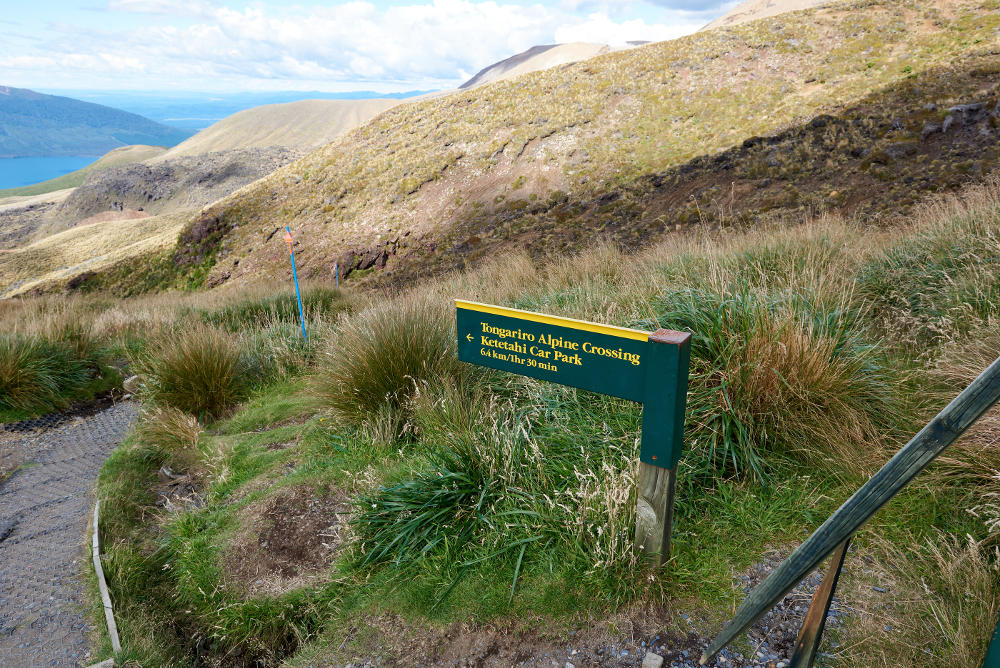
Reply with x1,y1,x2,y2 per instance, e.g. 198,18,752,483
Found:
456,300,691,564
456,300,691,468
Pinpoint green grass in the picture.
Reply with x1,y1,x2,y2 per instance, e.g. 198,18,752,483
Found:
857,202,1000,351
76,173,1000,666
0,331,119,420
200,286,351,333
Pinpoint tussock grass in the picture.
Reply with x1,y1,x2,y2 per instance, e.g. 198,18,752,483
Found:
655,288,901,479
201,285,351,333
135,406,203,474
857,183,1000,351
314,296,465,437
0,336,90,412
138,326,250,420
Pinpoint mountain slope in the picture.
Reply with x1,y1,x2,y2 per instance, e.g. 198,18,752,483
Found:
702,0,830,30
0,86,191,158
163,0,995,289
4,0,998,297
460,43,612,89
154,99,400,161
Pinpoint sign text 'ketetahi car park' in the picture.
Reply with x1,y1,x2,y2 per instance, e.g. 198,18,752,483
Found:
456,300,691,468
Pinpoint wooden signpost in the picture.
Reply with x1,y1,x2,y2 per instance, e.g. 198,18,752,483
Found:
455,300,691,564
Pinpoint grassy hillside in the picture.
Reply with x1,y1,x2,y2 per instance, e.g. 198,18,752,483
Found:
0,145,166,200
0,86,191,158
153,99,401,161
0,210,190,297
3,178,998,666
703,0,829,30
5,0,997,298
148,0,1000,294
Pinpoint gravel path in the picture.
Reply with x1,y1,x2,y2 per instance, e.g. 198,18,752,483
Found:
0,402,137,668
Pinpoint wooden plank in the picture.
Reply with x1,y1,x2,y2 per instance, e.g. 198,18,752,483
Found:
701,354,1000,664
634,462,677,566
92,500,121,654
788,538,851,668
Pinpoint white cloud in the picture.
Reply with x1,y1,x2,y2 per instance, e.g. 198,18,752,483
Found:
555,12,702,44
4,0,710,91
107,0,216,16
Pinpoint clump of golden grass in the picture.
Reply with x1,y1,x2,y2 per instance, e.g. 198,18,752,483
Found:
138,326,250,420
136,405,203,474
313,295,464,437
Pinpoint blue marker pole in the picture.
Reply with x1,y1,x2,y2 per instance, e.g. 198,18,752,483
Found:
284,226,307,341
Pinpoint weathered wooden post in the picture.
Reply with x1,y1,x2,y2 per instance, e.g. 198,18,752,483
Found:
455,301,691,566
701,354,1000,665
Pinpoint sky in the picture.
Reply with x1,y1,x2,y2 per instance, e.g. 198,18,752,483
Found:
1,0,739,93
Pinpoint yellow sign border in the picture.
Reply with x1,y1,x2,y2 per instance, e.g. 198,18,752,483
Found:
455,300,650,342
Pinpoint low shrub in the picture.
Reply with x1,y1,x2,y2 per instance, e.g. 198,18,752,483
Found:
139,327,250,420
314,296,465,436
654,287,902,480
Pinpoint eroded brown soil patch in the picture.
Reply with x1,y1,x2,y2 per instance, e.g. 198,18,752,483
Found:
224,484,350,597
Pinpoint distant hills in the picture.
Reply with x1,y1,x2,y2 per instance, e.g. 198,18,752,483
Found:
702,0,829,30
460,43,612,89
0,86,192,158
43,89,435,131
154,99,400,161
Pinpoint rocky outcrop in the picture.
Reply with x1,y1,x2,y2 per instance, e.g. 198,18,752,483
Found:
56,147,302,224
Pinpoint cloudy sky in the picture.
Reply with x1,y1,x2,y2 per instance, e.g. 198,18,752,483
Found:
1,0,738,92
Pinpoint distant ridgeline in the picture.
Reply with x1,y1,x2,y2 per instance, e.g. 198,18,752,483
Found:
0,86,192,158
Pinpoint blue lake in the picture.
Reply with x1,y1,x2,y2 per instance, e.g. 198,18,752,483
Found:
0,156,100,190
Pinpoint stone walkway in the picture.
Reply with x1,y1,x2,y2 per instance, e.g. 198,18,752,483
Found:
0,402,137,668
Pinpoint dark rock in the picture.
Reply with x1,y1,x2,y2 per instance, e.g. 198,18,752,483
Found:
948,102,985,122
357,248,381,271
921,122,943,141
810,114,834,128
336,250,357,276
206,270,230,288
